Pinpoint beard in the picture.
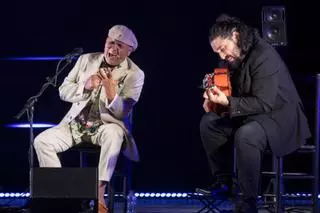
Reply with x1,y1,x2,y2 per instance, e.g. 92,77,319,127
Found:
227,57,242,69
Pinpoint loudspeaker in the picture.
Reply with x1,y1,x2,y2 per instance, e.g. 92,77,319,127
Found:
29,167,98,213
261,6,287,46
31,167,98,198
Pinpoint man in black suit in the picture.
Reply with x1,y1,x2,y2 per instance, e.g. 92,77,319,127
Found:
198,14,311,213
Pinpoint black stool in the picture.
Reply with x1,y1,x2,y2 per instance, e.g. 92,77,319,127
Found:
261,143,319,213
72,142,132,213
260,73,320,213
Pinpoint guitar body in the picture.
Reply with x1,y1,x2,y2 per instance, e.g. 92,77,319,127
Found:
202,68,232,115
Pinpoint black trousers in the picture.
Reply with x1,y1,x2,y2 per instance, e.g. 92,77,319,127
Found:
199,112,267,200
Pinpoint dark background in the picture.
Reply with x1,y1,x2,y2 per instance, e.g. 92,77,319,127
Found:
0,0,318,193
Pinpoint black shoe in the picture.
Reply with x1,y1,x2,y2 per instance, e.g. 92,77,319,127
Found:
234,198,257,213
196,182,231,197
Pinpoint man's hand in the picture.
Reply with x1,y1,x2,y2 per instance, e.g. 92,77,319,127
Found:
84,74,102,90
205,86,229,106
98,68,118,101
203,99,213,112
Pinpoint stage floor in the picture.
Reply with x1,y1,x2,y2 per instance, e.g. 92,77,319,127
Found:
0,196,316,213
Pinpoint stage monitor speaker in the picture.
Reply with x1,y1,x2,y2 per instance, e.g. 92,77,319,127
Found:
31,167,98,199
261,6,287,46
29,167,98,213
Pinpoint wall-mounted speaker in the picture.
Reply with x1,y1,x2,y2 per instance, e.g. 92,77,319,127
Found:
262,6,287,46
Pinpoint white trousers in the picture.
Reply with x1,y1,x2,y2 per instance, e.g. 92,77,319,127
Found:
33,123,124,182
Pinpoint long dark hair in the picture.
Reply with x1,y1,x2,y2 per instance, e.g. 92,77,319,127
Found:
209,14,260,56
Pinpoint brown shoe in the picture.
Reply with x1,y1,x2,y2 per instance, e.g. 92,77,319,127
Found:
98,202,108,213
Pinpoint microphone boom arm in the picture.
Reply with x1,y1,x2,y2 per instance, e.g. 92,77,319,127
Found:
13,47,83,199
15,57,76,120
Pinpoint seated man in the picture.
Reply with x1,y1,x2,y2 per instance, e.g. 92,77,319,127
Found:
33,25,145,213
198,14,311,213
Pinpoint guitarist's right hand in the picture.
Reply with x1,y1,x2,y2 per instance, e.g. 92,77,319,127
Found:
203,98,213,112
206,86,229,106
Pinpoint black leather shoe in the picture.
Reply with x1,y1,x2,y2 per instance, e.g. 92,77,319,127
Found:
196,182,231,196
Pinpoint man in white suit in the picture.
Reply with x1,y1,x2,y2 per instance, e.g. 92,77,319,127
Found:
33,25,144,213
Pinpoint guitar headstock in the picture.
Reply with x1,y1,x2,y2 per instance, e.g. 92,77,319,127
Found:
201,73,214,89
200,68,229,89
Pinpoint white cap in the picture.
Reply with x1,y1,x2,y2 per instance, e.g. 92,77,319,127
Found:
108,25,138,51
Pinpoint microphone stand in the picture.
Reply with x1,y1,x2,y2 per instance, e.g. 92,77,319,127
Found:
14,53,79,204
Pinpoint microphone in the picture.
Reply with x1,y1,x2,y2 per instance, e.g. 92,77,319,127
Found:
64,48,84,60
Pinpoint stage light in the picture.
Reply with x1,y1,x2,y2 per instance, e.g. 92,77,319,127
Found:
0,56,79,61
0,191,318,199
5,123,56,128
144,193,150,197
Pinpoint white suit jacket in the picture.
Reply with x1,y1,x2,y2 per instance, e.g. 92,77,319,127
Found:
58,52,145,162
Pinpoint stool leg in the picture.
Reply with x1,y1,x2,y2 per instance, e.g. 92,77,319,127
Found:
127,158,132,192
315,73,320,213
274,156,284,213
80,151,83,168
232,146,239,198
233,145,237,175
123,158,131,213
123,175,127,213
79,151,87,168
108,178,115,213
313,141,319,213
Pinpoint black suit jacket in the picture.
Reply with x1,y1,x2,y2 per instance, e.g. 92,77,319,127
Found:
227,38,311,157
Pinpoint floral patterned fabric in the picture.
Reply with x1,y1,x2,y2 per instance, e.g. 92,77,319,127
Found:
70,85,103,143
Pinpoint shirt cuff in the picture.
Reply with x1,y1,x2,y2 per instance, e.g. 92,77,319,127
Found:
106,94,119,109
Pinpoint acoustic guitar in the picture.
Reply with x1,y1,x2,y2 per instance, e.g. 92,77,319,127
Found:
201,68,232,116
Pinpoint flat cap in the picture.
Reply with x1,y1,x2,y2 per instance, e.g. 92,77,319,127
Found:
108,25,138,51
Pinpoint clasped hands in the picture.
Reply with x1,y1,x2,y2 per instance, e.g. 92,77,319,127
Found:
84,68,118,101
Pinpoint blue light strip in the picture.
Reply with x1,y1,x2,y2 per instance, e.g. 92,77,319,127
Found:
0,193,30,198
0,192,319,199
133,192,188,198
5,123,56,128
0,57,78,61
